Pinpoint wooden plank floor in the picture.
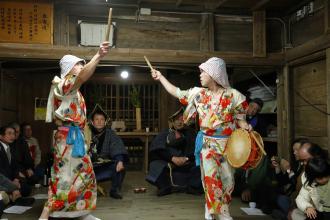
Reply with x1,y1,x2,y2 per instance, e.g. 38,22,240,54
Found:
2,171,273,220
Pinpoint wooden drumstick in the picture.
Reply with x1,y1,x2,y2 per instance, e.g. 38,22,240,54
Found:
144,56,154,70
105,8,113,42
250,132,267,155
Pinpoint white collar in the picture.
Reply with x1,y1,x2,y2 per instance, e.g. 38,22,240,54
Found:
0,140,9,151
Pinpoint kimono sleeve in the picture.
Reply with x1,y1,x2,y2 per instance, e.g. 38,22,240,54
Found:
176,87,202,124
232,89,248,120
176,87,202,106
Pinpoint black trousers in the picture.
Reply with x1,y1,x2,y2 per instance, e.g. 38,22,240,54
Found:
94,162,125,192
155,165,202,191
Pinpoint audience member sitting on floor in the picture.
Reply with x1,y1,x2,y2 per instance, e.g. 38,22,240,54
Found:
0,125,32,197
233,156,276,214
295,157,330,220
246,98,268,137
21,122,43,178
146,107,203,197
10,122,39,185
89,104,128,199
289,142,328,220
0,172,34,206
271,138,309,220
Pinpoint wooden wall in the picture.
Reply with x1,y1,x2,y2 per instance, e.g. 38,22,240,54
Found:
0,71,19,125
291,0,325,47
292,60,328,147
15,72,55,164
53,4,282,53
280,0,330,159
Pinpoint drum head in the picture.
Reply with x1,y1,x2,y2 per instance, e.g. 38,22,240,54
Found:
226,129,251,168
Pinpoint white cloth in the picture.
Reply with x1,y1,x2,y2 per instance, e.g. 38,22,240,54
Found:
205,203,214,220
60,55,85,79
45,76,61,122
199,57,230,88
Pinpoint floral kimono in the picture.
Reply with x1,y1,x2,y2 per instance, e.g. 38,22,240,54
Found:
177,87,248,215
45,75,97,218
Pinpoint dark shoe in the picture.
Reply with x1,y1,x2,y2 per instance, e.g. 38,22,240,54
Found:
14,197,35,206
157,186,172,197
110,191,122,199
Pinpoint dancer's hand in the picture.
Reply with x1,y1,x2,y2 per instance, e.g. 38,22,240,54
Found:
98,41,110,58
305,207,317,219
151,69,162,80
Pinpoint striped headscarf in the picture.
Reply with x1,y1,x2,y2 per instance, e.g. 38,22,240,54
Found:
199,57,230,88
60,55,85,79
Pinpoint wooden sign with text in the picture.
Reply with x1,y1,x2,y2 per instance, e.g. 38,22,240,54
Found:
0,1,53,44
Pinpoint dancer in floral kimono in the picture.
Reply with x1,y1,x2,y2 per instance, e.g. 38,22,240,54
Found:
39,41,109,220
151,57,251,220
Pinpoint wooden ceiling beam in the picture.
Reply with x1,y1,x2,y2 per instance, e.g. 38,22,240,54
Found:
0,43,283,66
286,34,330,62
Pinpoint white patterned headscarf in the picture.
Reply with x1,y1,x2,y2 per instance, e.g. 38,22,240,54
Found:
199,57,230,88
60,55,85,79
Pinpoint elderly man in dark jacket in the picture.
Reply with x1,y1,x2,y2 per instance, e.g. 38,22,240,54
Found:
89,105,128,199
146,108,203,196
0,125,32,198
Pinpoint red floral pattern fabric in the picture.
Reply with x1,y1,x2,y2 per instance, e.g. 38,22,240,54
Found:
46,75,96,217
177,87,247,214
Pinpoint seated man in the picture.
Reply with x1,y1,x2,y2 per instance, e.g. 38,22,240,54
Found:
0,125,32,197
89,105,128,199
233,156,277,214
21,122,43,178
146,108,203,196
246,98,268,137
9,122,38,185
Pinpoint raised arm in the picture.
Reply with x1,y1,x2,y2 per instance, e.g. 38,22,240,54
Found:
73,41,110,90
151,69,178,98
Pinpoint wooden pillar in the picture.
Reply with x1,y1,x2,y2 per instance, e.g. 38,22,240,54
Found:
326,48,330,154
277,65,292,160
200,13,214,52
325,0,330,34
54,7,68,45
253,10,266,57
